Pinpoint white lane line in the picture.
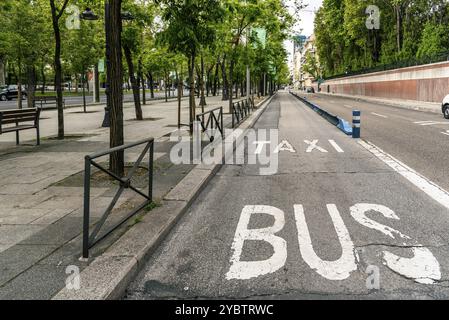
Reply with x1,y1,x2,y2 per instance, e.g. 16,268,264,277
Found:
344,104,355,109
371,112,388,118
328,140,344,153
414,121,435,124
442,131,449,136
358,140,449,210
419,122,449,126
413,121,449,126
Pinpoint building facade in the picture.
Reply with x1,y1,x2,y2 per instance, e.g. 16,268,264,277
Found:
292,34,319,90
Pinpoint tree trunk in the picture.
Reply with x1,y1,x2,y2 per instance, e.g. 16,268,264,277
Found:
50,0,68,139
40,62,46,94
0,57,5,85
94,63,100,102
17,58,23,109
228,59,234,114
139,58,146,105
147,72,154,98
213,60,219,96
188,53,196,132
108,0,124,176
199,54,206,110
27,66,36,109
164,72,168,102
82,73,87,113
221,56,228,101
123,45,142,120
396,5,403,53
168,76,171,98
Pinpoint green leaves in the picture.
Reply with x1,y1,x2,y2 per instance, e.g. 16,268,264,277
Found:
315,0,449,77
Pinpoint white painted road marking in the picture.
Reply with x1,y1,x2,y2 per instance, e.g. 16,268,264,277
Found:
442,130,449,136
344,104,355,109
350,204,440,284
304,140,328,153
226,205,287,280
350,204,410,240
294,204,357,280
328,140,344,153
414,121,449,126
371,112,388,118
274,140,296,153
358,140,449,211
419,122,446,126
227,203,441,284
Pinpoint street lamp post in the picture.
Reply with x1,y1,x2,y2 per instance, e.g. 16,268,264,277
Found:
80,5,133,128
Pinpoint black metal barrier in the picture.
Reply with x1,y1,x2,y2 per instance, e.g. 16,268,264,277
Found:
83,138,154,258
196,107,224,142
232,97,255,128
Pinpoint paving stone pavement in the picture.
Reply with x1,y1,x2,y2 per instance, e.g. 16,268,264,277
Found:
0,94,246,299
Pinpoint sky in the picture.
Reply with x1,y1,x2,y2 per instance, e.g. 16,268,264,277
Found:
285,0,324,68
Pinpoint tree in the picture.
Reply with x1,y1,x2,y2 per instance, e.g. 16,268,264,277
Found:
158,0,224,132
416,22,449,59
122,0,155,120
0,0,48,108
49,0,70,139
64,15,102,112
107,0,125,176
314,0,449,77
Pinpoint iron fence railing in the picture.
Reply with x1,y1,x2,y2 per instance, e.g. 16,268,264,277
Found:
196,107,224,142
232,97,255,128
323,51,449,81
82,138,154,258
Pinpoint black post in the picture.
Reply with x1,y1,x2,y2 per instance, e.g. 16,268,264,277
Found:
83,157,91,258
82,73,87,113
148,142,153,203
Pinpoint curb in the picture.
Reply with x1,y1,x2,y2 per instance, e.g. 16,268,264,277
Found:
52,94,274,300
38,96,187,111
316,92,441,115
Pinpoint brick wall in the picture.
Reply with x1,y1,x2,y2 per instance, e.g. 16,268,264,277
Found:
320,61,449,103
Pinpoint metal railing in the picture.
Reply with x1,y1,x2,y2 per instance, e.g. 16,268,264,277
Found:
323,51,449,81
196,107,224,142
232,97,255,128
82,138,154,258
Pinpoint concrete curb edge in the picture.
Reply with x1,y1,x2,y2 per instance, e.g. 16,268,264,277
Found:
52,94,275,300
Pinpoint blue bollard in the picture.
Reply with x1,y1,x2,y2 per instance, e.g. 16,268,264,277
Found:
352,110,361,138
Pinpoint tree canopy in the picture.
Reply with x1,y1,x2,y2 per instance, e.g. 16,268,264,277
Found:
314,0,449,78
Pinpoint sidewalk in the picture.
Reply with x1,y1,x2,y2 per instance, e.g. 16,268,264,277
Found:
315,91,442,114
0,94,245,299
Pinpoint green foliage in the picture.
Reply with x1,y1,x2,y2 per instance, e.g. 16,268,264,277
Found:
0,0,292,94
315,0,449,77
416,22,449,59
157,0,224,58
0,0,48,77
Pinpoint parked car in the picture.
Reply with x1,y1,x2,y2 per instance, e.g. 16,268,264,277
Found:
0,85,27,101
306,87,315,93
443,94,449,119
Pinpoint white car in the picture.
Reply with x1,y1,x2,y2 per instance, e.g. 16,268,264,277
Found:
443,94,449,119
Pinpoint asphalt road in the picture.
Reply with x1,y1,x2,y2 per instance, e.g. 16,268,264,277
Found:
0,90,187,111
125,92,449,299
302,93,449,191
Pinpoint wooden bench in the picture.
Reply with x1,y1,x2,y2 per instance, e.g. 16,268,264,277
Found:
33,96,65,109
0,108,41,145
